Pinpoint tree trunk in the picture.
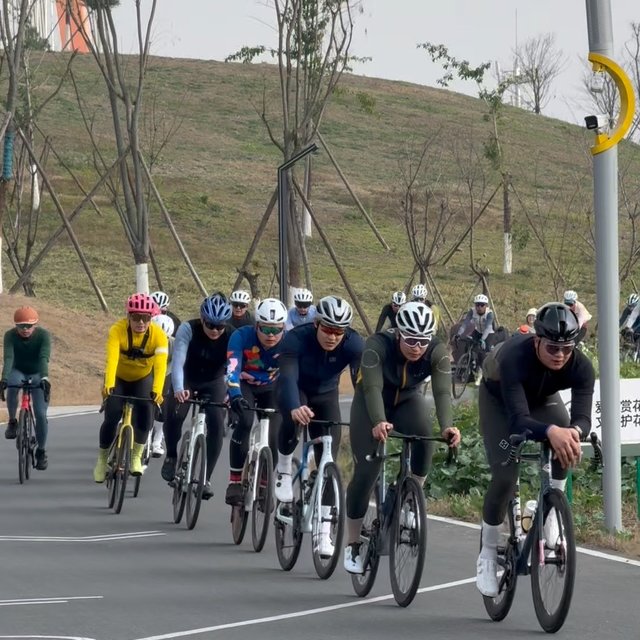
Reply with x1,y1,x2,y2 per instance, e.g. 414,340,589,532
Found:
503,173,512,274
286,181,302,293
0,236,3,294
135,262,149,294
302,155,312,238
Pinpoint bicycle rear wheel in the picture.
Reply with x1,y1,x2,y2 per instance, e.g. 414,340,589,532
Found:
17,410,28,484
251,447,273,552
351,490,382,597
274,458,303,571
531,489,576,633
311,461,345,580
481,521,518,621
186,433,206,530
389,476,427,607
172,431,190,524
114,427,131,514
452,352,471,399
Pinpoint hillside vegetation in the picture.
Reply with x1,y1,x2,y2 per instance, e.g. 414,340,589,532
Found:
5,52,640,329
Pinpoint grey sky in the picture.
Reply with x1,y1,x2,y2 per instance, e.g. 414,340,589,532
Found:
113,1,639,123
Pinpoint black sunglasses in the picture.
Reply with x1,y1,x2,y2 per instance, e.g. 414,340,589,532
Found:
232,303,247,309
204,321,226,331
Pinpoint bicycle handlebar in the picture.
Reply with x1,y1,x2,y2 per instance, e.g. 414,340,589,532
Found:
6,381,44,390
181,397,228,408
366,431,458,465
308,418,350,427
109,394,156,403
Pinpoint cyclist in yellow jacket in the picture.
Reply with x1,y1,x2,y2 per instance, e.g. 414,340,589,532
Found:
93,293,169,482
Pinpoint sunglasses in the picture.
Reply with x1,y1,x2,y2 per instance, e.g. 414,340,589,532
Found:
204,321,226,331
475,303,487,307
232,303,247,309
15,323,35,330
295,302,312,309
543,342,575,356
400,333,431,348
130,313,151,323
319,324,345,337
258,325,284,336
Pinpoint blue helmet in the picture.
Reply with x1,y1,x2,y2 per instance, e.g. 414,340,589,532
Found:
200,293,231,324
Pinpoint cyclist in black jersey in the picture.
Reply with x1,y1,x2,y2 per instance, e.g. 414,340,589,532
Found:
476,302,594,597
375,290,405,332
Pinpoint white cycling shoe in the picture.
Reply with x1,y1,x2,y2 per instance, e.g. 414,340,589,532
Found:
151,442,165,458
343,543,364,574
476,555,499,597
274,471,293,503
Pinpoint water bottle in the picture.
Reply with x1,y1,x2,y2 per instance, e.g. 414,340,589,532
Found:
521,500,538,533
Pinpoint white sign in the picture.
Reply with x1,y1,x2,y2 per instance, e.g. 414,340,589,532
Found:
559,378,640,444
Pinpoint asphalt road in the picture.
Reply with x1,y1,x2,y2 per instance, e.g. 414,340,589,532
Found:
0,407,638,640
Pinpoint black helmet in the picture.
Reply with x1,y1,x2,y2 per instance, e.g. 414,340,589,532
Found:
534,303,580,343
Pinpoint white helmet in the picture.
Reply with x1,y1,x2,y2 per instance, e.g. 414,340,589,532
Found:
563,290,578,304
474,294,489,305
526,307,537,318
255,298,287,324
151,291,170,310
316,295,353,328
230,290,251,305
411,283,427,300
391,291,406,305
396,302,436,337
151,314,174,337
293,288,313,303
628,293,639,306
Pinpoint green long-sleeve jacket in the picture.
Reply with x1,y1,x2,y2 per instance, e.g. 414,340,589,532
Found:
1,327,51,379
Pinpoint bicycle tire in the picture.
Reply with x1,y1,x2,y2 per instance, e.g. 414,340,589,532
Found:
114,427,131,514
274,458,303,571
531,489,576,633
351,490,382,597
185,433,206,530
106,443,118,509
25,411,36,480
389,476,427,607
452,351,472,399
312,461,345,580
251,447,274,552
481,521,518,621
17,410,27,484
172,431,190,524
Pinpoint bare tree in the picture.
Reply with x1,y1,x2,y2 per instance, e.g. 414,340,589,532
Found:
516,33,565,115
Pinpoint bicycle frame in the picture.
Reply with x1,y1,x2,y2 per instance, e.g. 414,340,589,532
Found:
180,402,208,494
240,409,272,511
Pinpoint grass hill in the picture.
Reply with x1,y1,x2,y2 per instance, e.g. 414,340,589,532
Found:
5,52,640,330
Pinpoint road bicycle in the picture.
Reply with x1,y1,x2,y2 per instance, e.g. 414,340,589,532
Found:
481,431,602,633
351,431,456,607
132,428,153,498
451,335,481,399
274,418,349,580
620,329,640,363
230,406,276,552
172,396,226,530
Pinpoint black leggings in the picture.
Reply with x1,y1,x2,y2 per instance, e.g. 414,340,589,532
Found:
346,390,433,520
479,383,569,525
229,382,281,470
99,376,153,448
163,377,226,481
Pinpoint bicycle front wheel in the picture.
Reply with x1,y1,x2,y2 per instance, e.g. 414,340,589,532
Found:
251,447,273,552
172,431,190,524
351,490,381,597
185,433,206,530
274,458,303,571
389,476,427,607
114,427,131,514
311,461,345,580
17,410,28,484
531,489,576,633
452,352,471,399
481,522,518,621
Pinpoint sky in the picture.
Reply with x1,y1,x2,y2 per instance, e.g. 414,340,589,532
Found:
111,0,640,124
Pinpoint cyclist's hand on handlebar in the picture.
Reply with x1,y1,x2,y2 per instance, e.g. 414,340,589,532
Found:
0,379,6,402
441,426,461,447
372,421,393,442
174,389,190,403
101,386,114,400
41,378,51,403
547,425,582,469
291,405,314,426
231,395,251,413
150,391,163,406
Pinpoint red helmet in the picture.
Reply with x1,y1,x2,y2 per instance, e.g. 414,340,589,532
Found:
126,293,159,316
14,306,39,324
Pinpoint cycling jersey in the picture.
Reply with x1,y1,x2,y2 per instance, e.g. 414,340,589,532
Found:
285,305,317,331
230,311,254,329
104,319,168,398
277,323,364,413
163,310,181,337
570,300,592,329
375,304,398,332
226,325,283,399
2,327,51,378
482,333,594,440
620,304,640,333
458,307,495,340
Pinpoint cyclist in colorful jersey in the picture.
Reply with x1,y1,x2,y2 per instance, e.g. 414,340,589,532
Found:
93,293,168,482
375,290,406,332
149,314,175,457
151,291,181,337
343,302,460,573
224,298,287,506
229,290,254,329
0,306,52,470
285,288,317,330
476,303,594,597
160,293,235,499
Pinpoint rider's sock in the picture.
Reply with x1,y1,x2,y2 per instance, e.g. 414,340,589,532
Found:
277,453,292,474
229,468,242,483
550,477,567,492
346,517,364,544
480,521,500,559
411,474,426,488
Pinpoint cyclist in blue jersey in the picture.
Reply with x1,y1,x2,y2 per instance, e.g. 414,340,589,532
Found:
285,288,317,330
224,298,287,506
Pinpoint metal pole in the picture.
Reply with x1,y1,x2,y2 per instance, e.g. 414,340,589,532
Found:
585,0,621,531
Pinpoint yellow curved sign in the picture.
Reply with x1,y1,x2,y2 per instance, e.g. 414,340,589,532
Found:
588,52,636,154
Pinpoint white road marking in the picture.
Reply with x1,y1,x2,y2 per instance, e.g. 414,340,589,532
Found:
132,577,476,640
0,596,103,608
0,636,97,639
0,531,164,543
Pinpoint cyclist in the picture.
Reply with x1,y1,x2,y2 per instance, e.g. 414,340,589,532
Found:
229,290,254,329
456,293,496,368
475,302,594,597
0,306,52,470
620,293,640,344
563,290,591,344
149,314,175,457
375,290,405,332
410,283,429,303
224,298,287,506
514,307,537,336
151,291,180,337
285,288,316,330
93,293,168,482
275,295,364,556
161,293,235,500
343,302,460,573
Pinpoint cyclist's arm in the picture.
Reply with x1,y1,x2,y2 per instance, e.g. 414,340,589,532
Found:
568,355,596,436
375,306,389,333
359,336,387,426
347,332,365,389
171,322,192,392
225,328,245,400
151,330,169,399
481,311,495,341
457,310,472,336
620,308,630,329
38,329,51,379
277,332,303,412
284,308,295,332
1,330,14,379
430,341,454,430
103,323,123,390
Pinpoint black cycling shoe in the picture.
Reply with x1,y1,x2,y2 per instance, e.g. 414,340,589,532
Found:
202,481,214,501
225,482,243,506
161,457,176,482
4,419,17,440
35,448,48,471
